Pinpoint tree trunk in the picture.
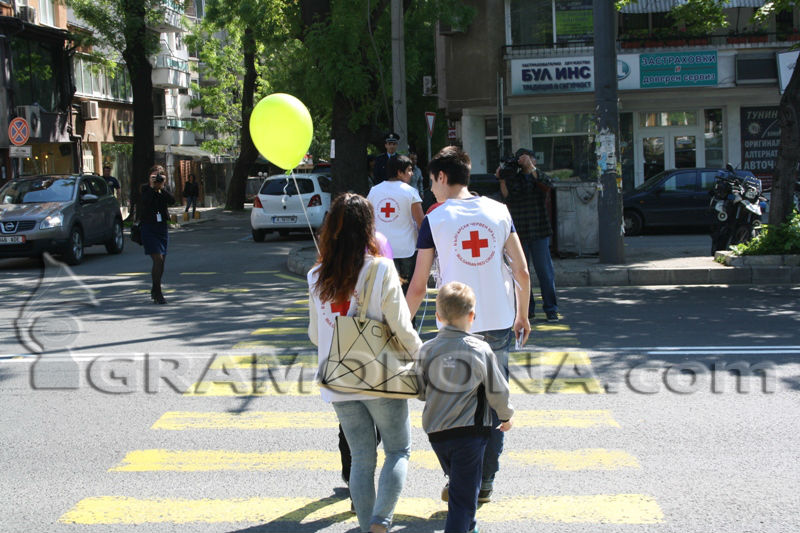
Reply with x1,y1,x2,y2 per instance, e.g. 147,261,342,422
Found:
770,60,800,225
226,26,259,210
122,0,154,221
331,91,371,197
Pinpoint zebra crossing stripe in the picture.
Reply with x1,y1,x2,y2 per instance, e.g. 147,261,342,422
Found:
152,409,621,431
110,448,639,472
250,326,308,335
182,378,604,396
207,352,589,370
59,494,663,524
533,324,571,332
510,351,590,365
275,273,305,283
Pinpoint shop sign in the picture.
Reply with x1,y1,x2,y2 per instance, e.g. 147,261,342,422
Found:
511,57,594,95
639,51,717,88
617,54,641,90
777,50,798,94
740,106,780,189
9,146,32,158
555,0,593,42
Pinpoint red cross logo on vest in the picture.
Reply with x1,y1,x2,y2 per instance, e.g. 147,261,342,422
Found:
331,301,351,315
377,198,399,222
461,230,488,258
454,223,497,267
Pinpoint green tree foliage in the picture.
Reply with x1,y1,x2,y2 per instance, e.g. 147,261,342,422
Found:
299,0,474,195
65,0,166,217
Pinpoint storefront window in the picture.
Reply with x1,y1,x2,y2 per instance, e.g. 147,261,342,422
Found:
21,144,74,175
704,109,723,168
639,111,697,127
485,118,512,172
531,113,597,180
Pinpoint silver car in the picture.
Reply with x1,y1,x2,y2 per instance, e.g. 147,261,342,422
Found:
0,174,124,265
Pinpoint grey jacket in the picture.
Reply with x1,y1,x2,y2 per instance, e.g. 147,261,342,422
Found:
417,326,514,442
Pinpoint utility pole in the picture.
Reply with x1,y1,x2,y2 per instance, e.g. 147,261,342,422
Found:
391,0,408,153
593,0,625,263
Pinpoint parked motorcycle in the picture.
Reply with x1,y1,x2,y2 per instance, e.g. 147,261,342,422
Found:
709,164,766,255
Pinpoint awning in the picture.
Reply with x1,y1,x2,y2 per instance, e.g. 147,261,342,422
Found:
154,144,226,161
620,0,765,14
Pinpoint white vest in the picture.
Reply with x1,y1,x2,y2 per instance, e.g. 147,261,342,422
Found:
367,180,421,258
427,196,516,333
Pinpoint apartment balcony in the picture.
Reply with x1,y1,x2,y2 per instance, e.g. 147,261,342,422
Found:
152,54,190,89
149,0,185,33
154,116,196,146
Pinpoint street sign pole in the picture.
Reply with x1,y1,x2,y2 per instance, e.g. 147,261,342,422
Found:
425,112,435,163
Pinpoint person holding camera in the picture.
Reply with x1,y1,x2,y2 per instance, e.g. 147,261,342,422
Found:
497,149,559,322
139,165,174,305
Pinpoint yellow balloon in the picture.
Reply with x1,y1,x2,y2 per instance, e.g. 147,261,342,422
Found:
249,93,313,170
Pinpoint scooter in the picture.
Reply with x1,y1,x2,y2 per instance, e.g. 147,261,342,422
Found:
709,164,766,255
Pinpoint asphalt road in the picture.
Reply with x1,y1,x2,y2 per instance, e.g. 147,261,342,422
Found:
1,212,798,533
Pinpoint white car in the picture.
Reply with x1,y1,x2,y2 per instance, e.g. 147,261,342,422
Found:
250,173,332,241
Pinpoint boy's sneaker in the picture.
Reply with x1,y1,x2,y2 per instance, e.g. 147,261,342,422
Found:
477,488,492,503
545,311,559,322
441,483,449,502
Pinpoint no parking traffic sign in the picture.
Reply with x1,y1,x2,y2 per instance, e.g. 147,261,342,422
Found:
8,117,30,146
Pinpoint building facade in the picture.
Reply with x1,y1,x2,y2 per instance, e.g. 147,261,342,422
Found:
1,0,75,182
436,0,798,192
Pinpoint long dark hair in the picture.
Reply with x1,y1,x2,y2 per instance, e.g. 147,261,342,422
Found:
314,193,380,304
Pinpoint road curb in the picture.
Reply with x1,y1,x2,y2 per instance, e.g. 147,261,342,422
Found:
286,247,800,287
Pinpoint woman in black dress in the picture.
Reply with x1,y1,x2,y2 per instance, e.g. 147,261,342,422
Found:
139,165,174,304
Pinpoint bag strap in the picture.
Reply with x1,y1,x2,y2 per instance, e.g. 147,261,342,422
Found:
357,259,381,321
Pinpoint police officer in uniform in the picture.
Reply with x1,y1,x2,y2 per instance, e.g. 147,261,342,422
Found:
372,132,400,186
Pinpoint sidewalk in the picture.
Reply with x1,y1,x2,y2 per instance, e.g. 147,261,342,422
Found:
167,205,225,227
286,233,800,287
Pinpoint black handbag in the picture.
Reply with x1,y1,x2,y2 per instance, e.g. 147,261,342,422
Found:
130,221,142,245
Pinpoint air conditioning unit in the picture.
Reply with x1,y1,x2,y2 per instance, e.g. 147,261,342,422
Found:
15,105,42,138
17,6,36,24
80,100,99,120
438,18,467,35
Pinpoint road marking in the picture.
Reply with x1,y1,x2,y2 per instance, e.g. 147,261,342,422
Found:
210,288,251,293
532,324,571,332
133,289,176,294
510,351,590,366
251,327,308,336
232,340,314,349
280,307,309,313
507,449,639,470
244,270,278,274
60,494,663,524
115,272,148,276
275,273,305,283
182,377,603,396
152,409,620,431
111,448,637,472
292,298,308,304
59,289,98,295
267,315,309,322
207,354,315,369
179,272,218,275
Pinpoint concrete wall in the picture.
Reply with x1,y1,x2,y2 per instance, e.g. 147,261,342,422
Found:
439,0,506,119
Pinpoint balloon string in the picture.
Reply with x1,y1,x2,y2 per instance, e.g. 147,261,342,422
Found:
289,170,320,255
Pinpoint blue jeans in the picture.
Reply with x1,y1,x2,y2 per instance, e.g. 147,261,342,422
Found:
184,196,197,213
521,235,557,315
332,398,411,532
432,434,488,533
476,328,511,488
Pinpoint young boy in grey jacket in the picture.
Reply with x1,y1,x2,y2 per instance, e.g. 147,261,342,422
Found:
417,281,514,533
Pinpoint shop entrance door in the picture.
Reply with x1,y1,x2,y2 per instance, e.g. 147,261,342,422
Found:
637,129,701,184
